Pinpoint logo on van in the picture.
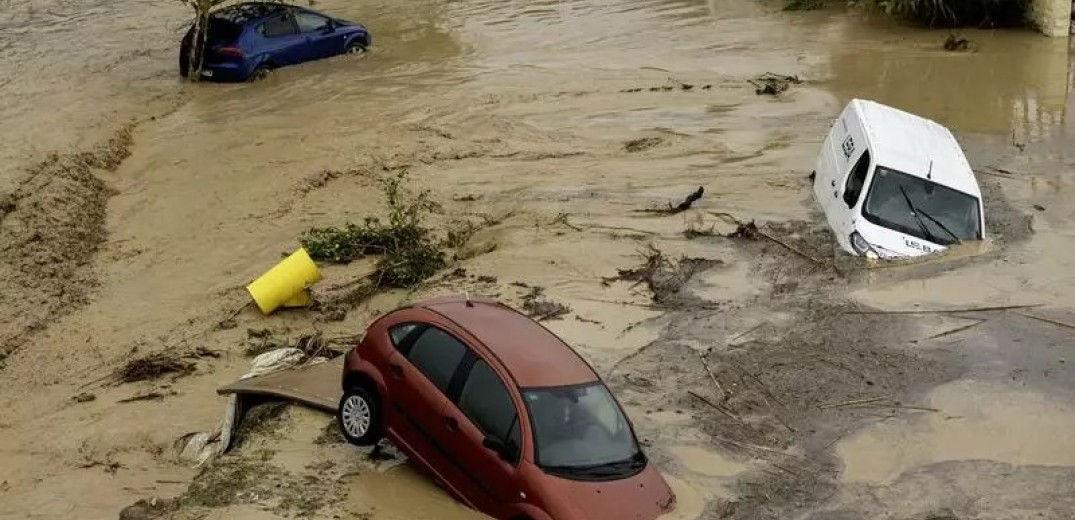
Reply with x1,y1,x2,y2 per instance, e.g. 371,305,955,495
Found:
903,238,933,254
841,136,855,159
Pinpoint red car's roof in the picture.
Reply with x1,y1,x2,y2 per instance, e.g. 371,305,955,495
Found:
416,296,599,388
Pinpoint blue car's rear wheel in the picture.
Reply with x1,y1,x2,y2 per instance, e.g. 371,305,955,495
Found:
250,63,272,82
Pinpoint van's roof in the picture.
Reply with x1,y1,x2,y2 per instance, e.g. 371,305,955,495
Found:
851,99,981,198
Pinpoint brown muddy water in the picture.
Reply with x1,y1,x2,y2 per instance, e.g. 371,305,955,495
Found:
1,0,1074,519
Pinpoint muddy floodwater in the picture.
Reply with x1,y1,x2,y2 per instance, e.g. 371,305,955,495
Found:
1,0,1074,519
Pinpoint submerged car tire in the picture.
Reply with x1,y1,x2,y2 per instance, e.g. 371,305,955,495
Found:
345,40,368,55
249,63,272,82
338,385,382,446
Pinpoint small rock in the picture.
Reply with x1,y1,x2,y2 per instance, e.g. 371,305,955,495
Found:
1033,204,1046,211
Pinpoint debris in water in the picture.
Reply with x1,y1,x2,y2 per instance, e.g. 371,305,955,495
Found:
603,245,721,304
640,186,704,215
118,498,175,520
943,33,970,51
72,392,96,403
245,330,346,360
749,73,802,96
184,346,221,359
727,220,760,240
684,225,719,239
784,0,824,10
624,136,665,153
118,390,178,404
114,353,195,384
520,286,572,321
1033,204,1045,211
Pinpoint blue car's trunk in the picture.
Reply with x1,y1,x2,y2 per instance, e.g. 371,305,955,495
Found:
180,18,244,77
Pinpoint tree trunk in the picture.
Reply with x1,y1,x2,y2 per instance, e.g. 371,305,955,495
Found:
185,1,212,81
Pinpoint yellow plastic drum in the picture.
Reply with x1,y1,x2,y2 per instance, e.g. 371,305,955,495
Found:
246,248,323,315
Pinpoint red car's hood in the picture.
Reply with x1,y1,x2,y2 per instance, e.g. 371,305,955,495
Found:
538,463,676,520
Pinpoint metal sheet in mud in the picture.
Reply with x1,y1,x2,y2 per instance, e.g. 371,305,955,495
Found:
217,357,343,412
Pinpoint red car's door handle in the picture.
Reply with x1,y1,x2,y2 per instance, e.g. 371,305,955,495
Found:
445,416,459,432
389,363,404,378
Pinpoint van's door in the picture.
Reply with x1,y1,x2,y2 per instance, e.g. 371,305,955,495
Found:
828,108,870,248
816,110,856,231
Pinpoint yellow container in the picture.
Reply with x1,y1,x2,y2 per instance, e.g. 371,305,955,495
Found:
246,248,323,315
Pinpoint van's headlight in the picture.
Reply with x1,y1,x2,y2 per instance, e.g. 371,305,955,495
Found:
850,231,878,259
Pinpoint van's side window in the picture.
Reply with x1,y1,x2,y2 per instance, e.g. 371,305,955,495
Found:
843,150,871,208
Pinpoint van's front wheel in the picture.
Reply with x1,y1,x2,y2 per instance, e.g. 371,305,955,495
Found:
338,385,382,445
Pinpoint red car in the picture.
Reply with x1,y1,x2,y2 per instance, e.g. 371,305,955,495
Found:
337,296,676,520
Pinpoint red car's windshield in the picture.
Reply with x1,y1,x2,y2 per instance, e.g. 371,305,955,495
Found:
524,383,642,478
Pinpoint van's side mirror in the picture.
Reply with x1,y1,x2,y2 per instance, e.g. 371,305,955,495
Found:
482,436,513,461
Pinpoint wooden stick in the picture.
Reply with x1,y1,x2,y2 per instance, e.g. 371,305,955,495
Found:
1016,312,1075,330
730,322,765,343
688,390,739,422
819,396,886,410
844,304,1040,315
696,350,728,403
865,403,940,413
756,230,826,266
711,435,806,460
924,319,985,340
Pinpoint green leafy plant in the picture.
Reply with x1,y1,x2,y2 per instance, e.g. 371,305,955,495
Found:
299,170,446,289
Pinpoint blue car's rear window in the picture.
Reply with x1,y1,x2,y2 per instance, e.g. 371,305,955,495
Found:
206,19,243,44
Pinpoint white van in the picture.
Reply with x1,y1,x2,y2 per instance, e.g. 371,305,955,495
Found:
813,99,986,259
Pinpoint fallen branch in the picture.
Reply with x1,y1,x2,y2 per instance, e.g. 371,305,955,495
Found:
844,304,1040,315
639,186,704,215
550,213,583,231
696,350,728,403
819,396,887,410
118,392,168,403
924,319,986,340
1015,312,1075,330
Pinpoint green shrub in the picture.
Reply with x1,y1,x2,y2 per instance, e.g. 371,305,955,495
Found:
874,0,1028,26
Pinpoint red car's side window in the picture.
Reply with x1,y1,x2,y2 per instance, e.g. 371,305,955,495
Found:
405,327,468,393
388,322,422,350
456,359,522,463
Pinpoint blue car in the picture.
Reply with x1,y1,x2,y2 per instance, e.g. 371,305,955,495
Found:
179,2,371,82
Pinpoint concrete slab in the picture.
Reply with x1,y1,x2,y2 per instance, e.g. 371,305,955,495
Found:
217,357,344,413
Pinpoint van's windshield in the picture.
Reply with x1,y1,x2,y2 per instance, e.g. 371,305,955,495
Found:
524,383,643,480
862,166,981,246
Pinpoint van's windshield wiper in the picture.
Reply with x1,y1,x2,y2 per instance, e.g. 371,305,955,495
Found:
917,208,961,245
898,185,939,244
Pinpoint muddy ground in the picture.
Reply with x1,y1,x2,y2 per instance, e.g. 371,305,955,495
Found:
1,0,1074,519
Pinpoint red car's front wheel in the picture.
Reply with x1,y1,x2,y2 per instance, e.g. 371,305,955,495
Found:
338,385,383,445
